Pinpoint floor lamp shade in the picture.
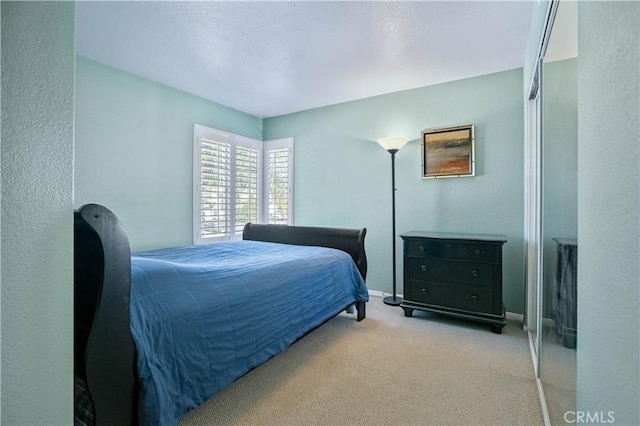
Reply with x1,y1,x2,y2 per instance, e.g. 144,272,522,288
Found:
377,137,409,152
376,136,408,306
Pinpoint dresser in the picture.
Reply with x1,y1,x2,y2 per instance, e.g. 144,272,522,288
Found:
552,238,577,348
400,232,507,333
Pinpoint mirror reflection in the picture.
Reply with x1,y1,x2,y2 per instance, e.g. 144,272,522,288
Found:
541,1,578,424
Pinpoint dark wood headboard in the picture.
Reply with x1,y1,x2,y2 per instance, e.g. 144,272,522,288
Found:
242,222,368,281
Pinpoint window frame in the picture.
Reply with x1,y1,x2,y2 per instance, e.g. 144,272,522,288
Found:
193,124,263,244
263,137,295,225
193,126,294,245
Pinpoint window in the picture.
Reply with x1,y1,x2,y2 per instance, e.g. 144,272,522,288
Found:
264,138,294,225
193,125,293,243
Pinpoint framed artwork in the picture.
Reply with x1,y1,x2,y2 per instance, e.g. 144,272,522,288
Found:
422,124,475,178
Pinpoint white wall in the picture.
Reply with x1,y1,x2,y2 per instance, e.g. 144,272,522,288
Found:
576,2,639,423
1,2,75,424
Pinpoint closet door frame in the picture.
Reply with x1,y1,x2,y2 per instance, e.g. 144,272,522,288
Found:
524,2,560,425
525,63,543,378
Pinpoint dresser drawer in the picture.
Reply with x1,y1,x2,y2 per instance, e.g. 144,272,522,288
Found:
406,257,495,288
450,285,495,314
407,279,494,314
404,239,499,263
406,279,449,308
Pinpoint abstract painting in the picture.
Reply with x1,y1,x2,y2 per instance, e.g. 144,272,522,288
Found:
422,124,475,178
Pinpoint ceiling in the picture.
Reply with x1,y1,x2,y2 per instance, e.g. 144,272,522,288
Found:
545,0,578,62
75,1,534,118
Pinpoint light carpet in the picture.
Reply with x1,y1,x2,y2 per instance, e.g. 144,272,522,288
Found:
180,296,542,426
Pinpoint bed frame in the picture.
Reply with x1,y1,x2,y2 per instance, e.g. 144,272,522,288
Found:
74,203,368,425
243,222,367,321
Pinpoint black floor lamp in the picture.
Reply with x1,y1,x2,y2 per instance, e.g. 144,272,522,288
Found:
376,136,409,306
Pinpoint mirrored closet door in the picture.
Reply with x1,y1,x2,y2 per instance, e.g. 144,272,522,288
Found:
538,1,579,424
525,79,541,369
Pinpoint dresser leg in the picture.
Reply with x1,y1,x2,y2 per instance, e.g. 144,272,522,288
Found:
491,324,504,334
402,307,413,317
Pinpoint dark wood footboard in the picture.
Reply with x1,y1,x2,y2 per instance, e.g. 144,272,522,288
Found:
74,204,137,425
242,223,368,321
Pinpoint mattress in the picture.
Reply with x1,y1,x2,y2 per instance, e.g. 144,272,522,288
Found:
130,240,368,425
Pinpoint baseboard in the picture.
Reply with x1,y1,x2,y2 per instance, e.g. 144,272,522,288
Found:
536,374,552,426
367,290,400,299
528,330,551,426
542,317,555,328
506,311,523,322
368,290,524,322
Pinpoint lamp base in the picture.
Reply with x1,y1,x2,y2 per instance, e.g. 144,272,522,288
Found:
383,295,403,306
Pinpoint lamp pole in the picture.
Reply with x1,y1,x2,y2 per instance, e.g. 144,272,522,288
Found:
376,136,408,307
383,149,402,306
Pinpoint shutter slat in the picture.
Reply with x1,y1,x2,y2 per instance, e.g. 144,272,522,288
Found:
199,138,231,236
234,145,260,232
266,147,290,225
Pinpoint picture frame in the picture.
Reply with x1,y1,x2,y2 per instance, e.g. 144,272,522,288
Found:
422,124,475,178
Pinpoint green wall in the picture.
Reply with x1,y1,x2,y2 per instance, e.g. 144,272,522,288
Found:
74,57,263,251
1,2,75,424
577,2,639,423
76,61,526,313
265,69,526,313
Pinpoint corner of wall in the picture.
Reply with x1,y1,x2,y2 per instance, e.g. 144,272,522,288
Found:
1,2,75,423
576,1,640,424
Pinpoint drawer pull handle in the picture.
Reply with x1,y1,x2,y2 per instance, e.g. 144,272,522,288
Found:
471,294,479,302
474,248,482,255
421,288,429,295
418,245,425,251
420,264,428,272
471,269,479,278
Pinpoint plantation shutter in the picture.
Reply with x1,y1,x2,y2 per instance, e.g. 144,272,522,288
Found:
199,137,232,240
264,138,294,225
234,145,260,233
194,127,293,244
266,148,290,224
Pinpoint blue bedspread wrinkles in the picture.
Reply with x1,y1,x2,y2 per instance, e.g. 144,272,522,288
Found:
129,240,368,425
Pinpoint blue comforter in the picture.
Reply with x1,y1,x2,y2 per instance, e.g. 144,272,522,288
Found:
130,240,368,425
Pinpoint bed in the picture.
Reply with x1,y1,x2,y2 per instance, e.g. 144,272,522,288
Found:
74,203,368,425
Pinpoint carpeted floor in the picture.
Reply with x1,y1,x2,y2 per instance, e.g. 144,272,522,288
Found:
180,296,542,426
